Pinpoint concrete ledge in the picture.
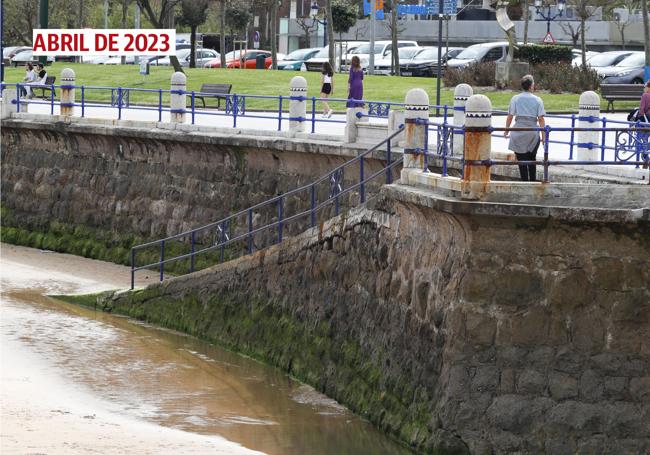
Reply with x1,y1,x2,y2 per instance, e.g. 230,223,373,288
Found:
400,168,650,209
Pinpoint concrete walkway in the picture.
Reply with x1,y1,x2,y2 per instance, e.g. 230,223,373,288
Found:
18,99,649,182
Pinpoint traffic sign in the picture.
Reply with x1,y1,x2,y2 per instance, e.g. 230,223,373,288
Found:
253,30,260,49
542,32,556,44
397,0,457,16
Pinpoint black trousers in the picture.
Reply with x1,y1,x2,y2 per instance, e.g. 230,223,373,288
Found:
515,138,541,182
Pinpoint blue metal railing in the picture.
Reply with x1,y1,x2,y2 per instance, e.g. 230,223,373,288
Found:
129,127,403,289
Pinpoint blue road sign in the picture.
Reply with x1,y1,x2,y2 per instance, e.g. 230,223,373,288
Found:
363,0,385,19
398,0,457,16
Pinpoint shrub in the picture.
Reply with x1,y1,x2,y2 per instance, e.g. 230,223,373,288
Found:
443,62,496,88
516,45,572,65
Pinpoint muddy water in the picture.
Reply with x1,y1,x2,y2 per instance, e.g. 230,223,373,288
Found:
0,245,410,455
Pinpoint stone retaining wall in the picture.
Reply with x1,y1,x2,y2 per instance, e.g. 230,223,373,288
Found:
99,186,650,454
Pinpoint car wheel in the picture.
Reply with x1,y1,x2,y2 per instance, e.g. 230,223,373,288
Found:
632,78,644,85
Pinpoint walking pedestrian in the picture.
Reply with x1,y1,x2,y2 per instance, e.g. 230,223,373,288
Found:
320,62,334,118
504,74,546,182
637,80,650,123
346,56,364,108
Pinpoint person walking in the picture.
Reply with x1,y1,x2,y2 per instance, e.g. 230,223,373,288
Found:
346,56,364,108
637,80,650,123
320,62,334,118
504,74,546,182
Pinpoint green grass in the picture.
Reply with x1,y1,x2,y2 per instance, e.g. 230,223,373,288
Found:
3,62,637,112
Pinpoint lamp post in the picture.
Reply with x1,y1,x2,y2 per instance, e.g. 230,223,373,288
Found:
310,1,327,47
534,0,565,35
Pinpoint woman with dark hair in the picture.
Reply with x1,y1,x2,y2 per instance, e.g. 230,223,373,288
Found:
637,80,650,123
346,55,364,108
320,61,334,118
504,74,546,182
21,63,35,97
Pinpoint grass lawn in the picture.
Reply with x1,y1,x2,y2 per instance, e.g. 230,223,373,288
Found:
3,62,638,113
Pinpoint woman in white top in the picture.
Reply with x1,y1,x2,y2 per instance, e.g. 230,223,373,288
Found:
320,62,334,118
21,63,36,97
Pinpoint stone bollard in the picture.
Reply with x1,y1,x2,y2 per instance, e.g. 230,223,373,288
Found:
463,94,492,183
388,110,404,146
289,76,307,133
170,71,187,123
344,106,369,143
60,68,76,117
403,88,430,169
453,83,473,156
1,88,19,119
576,91,601,161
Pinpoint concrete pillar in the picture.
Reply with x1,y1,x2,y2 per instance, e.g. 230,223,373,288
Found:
463,94,492,183
388,110,404,146
576,91,601,161
289,76,307,133
403,88,430,169
344,106,369,143
453,83,473,156
60,68,76,117
1,88,19,119
170,72,187,124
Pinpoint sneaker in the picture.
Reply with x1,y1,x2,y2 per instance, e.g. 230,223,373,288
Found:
326,110,333,118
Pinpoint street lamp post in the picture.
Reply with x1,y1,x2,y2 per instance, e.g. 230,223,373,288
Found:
534,0,566,35
310,1,327,47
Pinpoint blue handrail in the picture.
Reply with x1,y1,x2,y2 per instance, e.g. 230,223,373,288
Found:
129,127,403,289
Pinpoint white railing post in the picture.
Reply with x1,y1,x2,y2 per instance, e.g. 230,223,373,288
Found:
60,68,76,117
170,72,187,124
463,94,492,183
403,88,430,169
289,76,307,133
453,83,473,156
576,91,601,161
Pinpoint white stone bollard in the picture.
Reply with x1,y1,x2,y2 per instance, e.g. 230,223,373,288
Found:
576,91,601,161
289,76,307,133
344,106,369,143
453,83,473,156
388,110,404,146
170,72,187,124
1,88,19,119
403,88,430,169
463,94,492,183
60,68,76,117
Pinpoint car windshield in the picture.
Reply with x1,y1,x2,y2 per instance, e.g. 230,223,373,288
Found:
615,53,645,67
414,48,441,60
353,44,384,54
314,47,329,58
454,47,485,59
284,48,314,61
224,50,244,60
588,53,628,66
397,48,420,58
13,50,32,59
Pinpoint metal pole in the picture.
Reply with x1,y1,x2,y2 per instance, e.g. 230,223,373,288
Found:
134,4,141,64
39,0,49,66
1,0,4,82
435,0,443,117
369,0,375,75
104,0,109,29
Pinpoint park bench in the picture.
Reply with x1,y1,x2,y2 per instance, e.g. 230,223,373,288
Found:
195,83,232,109
37,76,57,99
601,84,644,112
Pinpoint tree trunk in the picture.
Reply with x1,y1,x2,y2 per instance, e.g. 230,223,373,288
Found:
621,25,626,50
79,0,84,28
580,15,587,69
190,25,197,68
391,2,398,76
220,0,227,67
642,0,649,74
271,0,278,69
326,0,335,68
523,0,529,44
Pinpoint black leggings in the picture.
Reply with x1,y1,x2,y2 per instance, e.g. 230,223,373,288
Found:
515,138,541,182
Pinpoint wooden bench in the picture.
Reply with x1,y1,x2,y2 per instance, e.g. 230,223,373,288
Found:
37,76,57,99
194,83,232,109
601,84,644,112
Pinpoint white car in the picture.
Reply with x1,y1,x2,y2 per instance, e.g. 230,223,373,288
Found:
578,51,636,75
345,40,419,71
373,47,422,75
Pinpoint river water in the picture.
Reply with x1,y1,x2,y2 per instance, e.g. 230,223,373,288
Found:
0,244,409,454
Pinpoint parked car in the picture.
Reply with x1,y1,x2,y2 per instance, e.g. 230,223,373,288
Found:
304,42,363,72
399,46,464,77
571,51,600,67
344,40,419,70
276,47,321,71
3,46,31,64
374,47,422,75
583,51,635,74
82,55,113,64
204,50,279,69
10,49,53,66
104,55,139,65
446,42,509,69
599,52,646,85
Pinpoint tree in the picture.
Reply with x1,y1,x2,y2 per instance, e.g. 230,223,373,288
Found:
3,0,38,44
136,0,184,72
325,0,335,68
219,0,227,67
331,0,357,70
178,0,209,68
642,0,649,77
381,1,406,75
559,21,587,48
296,17,318,48
225,1,252,63
567,0,608,68
522,0,530,44
610,0,642,49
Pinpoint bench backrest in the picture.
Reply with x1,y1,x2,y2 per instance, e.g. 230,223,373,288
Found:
45,76,56,84
199,83,232,94
600,84,644,96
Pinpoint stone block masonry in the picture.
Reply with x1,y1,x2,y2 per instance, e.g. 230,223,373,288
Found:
99,184,650,454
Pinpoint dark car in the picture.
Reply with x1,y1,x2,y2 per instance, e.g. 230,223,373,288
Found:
276,47,321,71
400,46,464,77
599,52,646,85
